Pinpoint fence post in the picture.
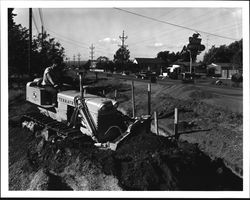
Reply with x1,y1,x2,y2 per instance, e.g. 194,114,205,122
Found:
114,89,117,101
154,111,158,135
131,81,135,118
84,88,86,97
174,108,179,140
148,83,151,115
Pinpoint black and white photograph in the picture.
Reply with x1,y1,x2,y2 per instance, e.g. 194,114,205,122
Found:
1,0,249,198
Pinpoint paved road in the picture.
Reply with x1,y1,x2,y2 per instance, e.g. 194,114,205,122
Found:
105,72,243,99
66,70,242,101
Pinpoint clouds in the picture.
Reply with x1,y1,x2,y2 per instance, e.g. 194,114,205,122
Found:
146,42,184,52
147,42,167,49
98,37,119,45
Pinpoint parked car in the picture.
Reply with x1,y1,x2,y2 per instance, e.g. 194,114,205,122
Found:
122,71,130,76
135,72,157,83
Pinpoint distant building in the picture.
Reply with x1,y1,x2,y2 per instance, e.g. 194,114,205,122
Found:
174,61,207,76
133,58,167,75
207,63,240,79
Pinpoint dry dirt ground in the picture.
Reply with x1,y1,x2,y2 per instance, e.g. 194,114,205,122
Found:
90,76,243,178
8,75,243,191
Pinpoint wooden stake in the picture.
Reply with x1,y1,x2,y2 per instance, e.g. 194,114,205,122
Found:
174,108,179,140
84,87,86,97
79,72,83,98
131,81,135,118
114,89,117,100
148,83,151,115
154,111,159,135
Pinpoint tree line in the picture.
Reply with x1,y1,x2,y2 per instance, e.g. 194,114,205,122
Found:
9,8,242,77
8,8,65,78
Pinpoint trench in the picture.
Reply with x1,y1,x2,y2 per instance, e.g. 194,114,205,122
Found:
27,124,242,191
96,132,243,191
112,147,242,191
47,172,73,191
76,87,243,191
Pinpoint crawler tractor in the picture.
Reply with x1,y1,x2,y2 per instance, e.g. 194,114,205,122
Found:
22,72,150,151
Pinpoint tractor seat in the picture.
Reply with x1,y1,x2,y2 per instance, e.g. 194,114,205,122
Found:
29,78,43,87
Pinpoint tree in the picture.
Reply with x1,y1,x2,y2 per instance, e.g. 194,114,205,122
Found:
8,8,29,76
8,8,65,78
203,39,242,66
156,33,205,64
157,51,179,64
179,45,191,62
32,32,65,75
180,33,205,62
96,56,114,72
113,46,130,71
229,39,242,66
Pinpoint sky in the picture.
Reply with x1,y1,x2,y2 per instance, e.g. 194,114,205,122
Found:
13,6,242,62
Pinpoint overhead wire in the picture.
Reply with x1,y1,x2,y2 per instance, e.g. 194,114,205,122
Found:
129,20,242,49
46,27,91,48
32,10,40,35
114,7,239,41
46,26,114,56
38,8,45,29
48,30,114,58
37,9,112,59
127,8,240,44
49,32,89,50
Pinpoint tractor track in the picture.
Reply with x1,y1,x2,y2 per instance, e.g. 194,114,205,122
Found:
22,112,83,139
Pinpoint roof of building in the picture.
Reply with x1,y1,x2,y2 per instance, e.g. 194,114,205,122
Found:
133,58,167,64
174,61,204,67
207,63,241,69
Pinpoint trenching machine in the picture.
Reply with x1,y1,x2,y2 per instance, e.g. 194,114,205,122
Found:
22,72,150,151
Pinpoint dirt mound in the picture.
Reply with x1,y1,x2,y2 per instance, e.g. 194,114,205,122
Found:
26,130,242,191
8,85,243,191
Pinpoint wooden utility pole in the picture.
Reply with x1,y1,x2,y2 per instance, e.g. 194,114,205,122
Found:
174,108,179,140
154,111,159,135
118,30,128,71
188,50,192,73
147,83,151,115
131,81,135,118
90,44,95,68
77,53,81,67
41,25,44,49
28,8,32,76
73,54,76,66
114,89,117,101
119,30,128,48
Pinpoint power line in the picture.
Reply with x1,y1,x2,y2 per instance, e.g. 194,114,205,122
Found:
129,21,242,48
46,27,90,48
38,8,45,28
114,7,239,41
48,32,113,59
127,8,241,44
47,27,113,56
49,32,89,50
32,10,40,35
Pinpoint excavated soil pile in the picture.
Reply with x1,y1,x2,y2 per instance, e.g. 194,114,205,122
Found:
27,129,242,191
